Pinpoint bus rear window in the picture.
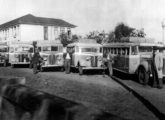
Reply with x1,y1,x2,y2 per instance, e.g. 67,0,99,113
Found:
139,46,152,52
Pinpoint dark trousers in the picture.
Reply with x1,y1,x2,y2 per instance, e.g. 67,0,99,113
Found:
33,63,38,74
108,62,113,76
64,59,71,74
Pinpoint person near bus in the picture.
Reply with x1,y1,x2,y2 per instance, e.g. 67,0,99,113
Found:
32,48,42,74
63,48,71,74
153,49,163,89
107,52,114,77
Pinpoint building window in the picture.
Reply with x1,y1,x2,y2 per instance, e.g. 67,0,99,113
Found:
60,27,65,34
54,26,58,40
44,26,48,40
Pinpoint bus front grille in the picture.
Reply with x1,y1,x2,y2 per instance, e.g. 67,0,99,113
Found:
48,54,56,65
91,56,98,67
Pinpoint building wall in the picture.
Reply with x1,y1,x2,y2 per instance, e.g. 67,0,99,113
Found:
0,24,72,43
20,24,43,41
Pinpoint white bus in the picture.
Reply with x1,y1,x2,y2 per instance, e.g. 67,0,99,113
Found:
103,37,164,84
67,39,104,75
9,42,33,68
37,40,64,71
0,42,9,66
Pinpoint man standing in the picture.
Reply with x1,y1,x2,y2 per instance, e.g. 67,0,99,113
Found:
107,51,114,77
32,49,42,74
154,49,163,89
63,48,71,74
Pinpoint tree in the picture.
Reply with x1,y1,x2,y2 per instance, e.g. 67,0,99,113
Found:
107,31,115,43
60,33,79,47
86,30,106,44
114,23,134,40
130,28,146,37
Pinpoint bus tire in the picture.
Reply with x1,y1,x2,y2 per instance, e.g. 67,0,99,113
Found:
60,67,64,72
11,64,14,68
138,67,149,85
78,66,83,75
40,66,43,72
3,61,7,67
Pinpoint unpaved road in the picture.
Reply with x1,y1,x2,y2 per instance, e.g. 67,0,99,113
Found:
0,67,163,120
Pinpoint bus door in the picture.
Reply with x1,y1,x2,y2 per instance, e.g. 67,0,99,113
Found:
114,48,127,72
129,46,140,74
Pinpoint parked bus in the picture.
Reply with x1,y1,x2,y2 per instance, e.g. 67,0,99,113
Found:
8,41,33,68
102,37,164,84
36,40,64,71
0,42,9,66
66,39,104,75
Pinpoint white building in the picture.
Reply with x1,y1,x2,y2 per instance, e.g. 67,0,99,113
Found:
0,14,76,44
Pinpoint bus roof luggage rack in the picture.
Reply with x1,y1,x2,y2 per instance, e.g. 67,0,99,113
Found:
10,41,33,45
120,37,155,43
0,41,8,46
36,40,62,46
77,39,97,43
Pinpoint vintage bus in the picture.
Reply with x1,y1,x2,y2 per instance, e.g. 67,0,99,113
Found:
66,39,104,75
9,42,33,68
0,42,9,66
102,37,164,84
37,40,64,71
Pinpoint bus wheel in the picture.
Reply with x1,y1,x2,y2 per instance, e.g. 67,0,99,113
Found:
3,61,7,67
138,67,149,85
39,66,43,72
60,67,64,72
11,64,14,68
78,66,83,75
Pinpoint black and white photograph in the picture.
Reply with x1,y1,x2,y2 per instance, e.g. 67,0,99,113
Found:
0,0,165,120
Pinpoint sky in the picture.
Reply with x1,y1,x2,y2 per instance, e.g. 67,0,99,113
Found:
0,0,165,42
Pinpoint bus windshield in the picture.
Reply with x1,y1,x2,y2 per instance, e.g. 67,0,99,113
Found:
81,47,100,53
139,46,153,53
43,46,58,52
0,47,8,52
15,46,33,52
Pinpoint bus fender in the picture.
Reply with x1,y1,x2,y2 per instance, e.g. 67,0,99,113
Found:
137,61,149,73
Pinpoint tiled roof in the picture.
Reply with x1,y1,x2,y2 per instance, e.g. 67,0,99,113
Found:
0,14,76,29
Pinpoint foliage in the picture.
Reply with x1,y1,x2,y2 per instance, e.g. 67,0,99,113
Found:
86,31,106,44
114,23,134,40
130,28,146,37
60,33,79,47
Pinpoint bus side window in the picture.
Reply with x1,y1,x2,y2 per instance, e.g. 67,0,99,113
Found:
118,48,120,55
122,48,126,55
100,48,103,53
126,48,129,55
131,46,138,55
75,46,79,53
111,48,113,54
114,48,117,54
10,47,14,53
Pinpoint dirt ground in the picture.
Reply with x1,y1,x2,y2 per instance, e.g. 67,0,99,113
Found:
0,67,162,120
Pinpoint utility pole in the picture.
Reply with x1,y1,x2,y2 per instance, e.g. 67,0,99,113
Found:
161,19,165,45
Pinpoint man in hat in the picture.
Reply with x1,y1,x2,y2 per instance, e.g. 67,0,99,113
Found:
63,48,72,74
153,48,163,89
32,48,42,74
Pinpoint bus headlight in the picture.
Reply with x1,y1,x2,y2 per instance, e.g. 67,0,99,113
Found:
86,57,91,61
98,56,102,61
57,56,62,61
43,57,47,61
14,54,18,58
